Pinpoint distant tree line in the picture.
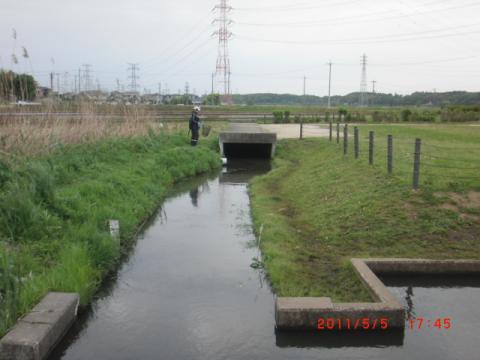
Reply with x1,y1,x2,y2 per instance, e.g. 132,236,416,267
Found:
232,91,480,107
0,70,37,101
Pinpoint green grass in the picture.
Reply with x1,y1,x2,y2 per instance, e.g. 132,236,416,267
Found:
350,123,480,191
0,132,221,336
249,124,480,302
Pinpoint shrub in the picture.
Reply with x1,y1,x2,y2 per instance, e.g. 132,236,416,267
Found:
401,109,412,122
272,111,284,123
410,111,436,122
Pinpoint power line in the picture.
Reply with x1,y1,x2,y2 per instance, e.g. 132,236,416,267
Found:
235,0,361,12
234,0,466,28
235,22,480,46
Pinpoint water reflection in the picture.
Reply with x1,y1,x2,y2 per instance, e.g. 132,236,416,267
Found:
189,188,199,207
220,159,271,184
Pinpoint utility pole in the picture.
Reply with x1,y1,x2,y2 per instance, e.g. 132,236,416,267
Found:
372,80,377,93
213,0,233,104
50,72,54,91
303,75,306,96
158,82,162,95
327,61,333,108
78,68,82,92
127,63,140,93
359,54,368,107
211,73,215,95
185,82,189,95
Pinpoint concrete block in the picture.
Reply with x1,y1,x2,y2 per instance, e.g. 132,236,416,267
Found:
275,258,480,330
0,292,80,360
275,297,333,329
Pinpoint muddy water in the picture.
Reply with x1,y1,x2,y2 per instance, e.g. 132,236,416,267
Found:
50,160,480,360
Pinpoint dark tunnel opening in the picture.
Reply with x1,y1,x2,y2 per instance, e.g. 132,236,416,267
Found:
223,143,272,159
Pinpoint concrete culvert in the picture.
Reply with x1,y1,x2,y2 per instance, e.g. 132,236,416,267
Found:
219,123,277,159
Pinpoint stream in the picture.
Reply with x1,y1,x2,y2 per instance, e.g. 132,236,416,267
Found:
49,159,480,360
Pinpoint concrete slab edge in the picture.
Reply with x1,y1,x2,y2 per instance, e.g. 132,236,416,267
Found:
0,292,80,360
275,258,480,330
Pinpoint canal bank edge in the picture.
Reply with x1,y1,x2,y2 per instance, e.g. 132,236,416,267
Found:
0,292,79,360
275,258,480,330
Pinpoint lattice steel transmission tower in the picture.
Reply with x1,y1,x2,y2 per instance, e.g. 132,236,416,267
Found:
359,54,368,107
213,0,233,104
82,64,92,92
128,63,140,93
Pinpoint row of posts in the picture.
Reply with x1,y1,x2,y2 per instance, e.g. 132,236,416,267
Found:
328,122,422,189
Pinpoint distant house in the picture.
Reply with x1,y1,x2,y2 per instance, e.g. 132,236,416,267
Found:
35,86,51,99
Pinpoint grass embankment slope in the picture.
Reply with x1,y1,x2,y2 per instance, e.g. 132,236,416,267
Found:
250,124,480,302
0,133,221,336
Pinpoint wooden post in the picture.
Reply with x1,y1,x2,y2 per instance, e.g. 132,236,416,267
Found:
343,124,348,155
329,121,332,141
300,121,303,140
354,126,359,159
413,138,422,189
336,122,340,144
369,131,374,165
387,135,393,174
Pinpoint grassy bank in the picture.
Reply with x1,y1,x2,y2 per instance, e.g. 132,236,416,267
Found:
249,125,480,302
0,133,221,336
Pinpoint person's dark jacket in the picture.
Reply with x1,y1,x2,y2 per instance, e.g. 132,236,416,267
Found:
189,112,200,131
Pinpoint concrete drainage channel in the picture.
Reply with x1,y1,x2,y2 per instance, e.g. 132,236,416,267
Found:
276,258,480,330
3,259,480,359
1,156,480,359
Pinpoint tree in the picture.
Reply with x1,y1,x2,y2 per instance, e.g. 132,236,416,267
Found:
203,93,220,105
0,70,37,101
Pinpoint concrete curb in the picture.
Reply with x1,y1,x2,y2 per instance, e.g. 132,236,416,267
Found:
275,258,480,330
0,292,80,360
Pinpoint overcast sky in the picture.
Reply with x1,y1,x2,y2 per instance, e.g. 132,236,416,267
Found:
1,0,480,96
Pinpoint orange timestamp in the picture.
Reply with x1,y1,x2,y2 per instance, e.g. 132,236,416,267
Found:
317,317,389,331
408,317,451,330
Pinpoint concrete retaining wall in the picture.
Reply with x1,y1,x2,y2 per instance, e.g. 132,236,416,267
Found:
275,258,480,330
0,292,79,360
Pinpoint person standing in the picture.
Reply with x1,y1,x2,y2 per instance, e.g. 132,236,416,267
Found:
189,106,201,146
